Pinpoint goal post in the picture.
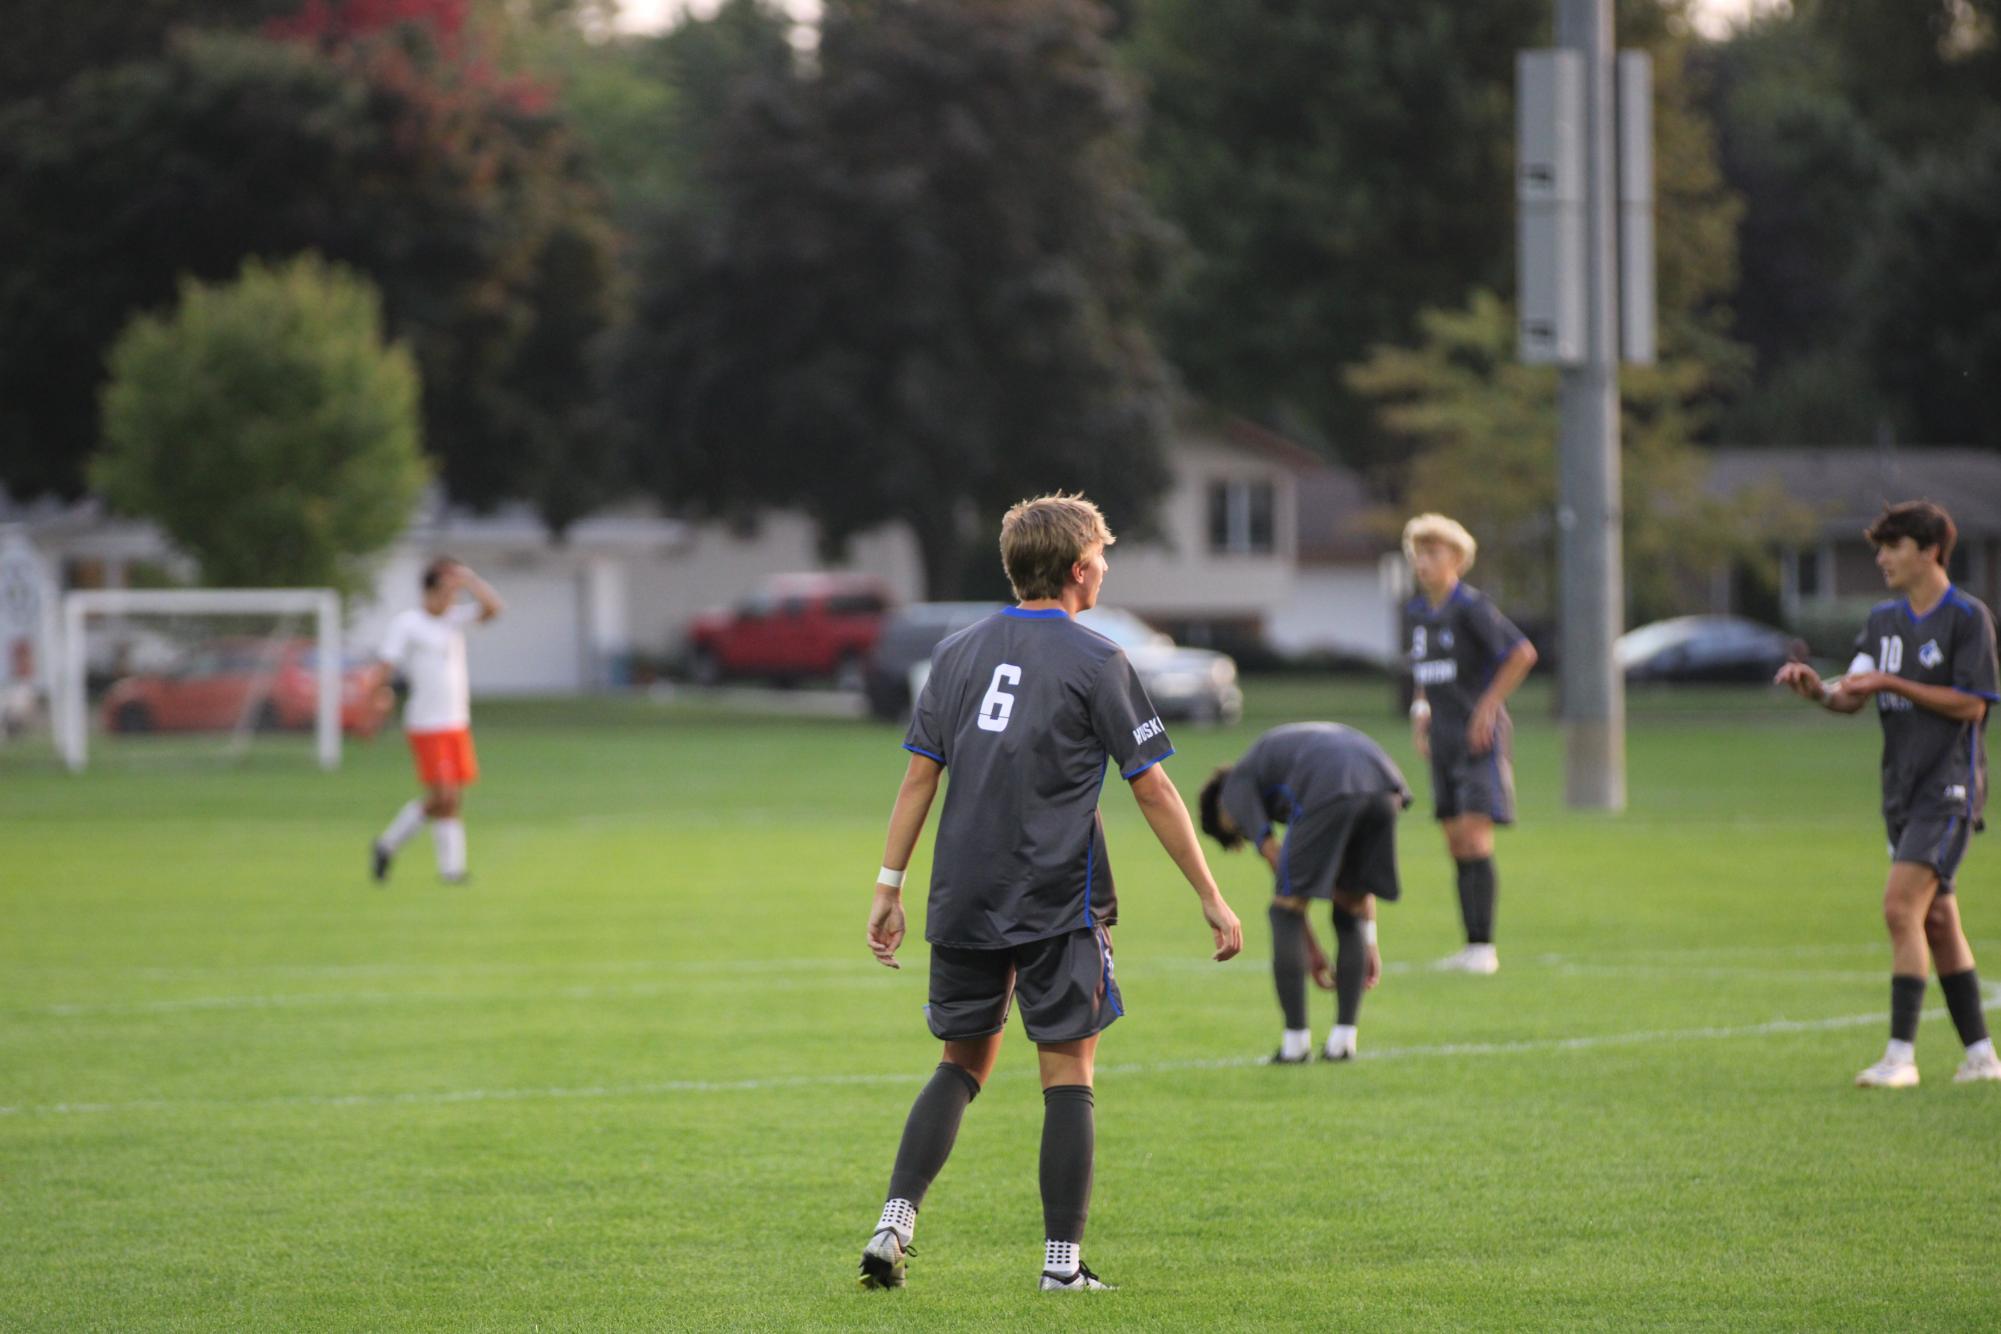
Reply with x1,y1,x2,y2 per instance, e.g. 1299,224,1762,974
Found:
58,588,344,773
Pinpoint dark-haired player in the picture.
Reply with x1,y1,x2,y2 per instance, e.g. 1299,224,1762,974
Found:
1402,513,1537,973
855,493,1243,1294
1777,501,2001,1087
370,558,502,885
1199,722,1411,1063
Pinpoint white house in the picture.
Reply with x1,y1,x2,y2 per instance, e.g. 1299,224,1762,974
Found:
4,414,1404,696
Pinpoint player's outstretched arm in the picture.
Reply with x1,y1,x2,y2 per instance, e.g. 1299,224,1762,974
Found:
866,753,943,970
1774,662,1867,714
1128,764,1243,961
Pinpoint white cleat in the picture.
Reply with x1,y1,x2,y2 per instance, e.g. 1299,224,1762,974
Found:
1434,945,1499,975
1953,1049,2001,1083
1040,1263,1116,1292
1854,1056,1920,1089
858,1229,910,1289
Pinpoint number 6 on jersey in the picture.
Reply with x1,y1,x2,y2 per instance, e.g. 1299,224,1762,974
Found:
977,663,1023,732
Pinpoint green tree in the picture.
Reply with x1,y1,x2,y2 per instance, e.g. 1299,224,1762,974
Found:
94,255,428,599
613,0,1175,597
1348,291,1804,625
0,19,619,527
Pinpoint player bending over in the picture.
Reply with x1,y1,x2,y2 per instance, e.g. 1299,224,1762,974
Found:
857,493,1243,1294
1402,514,1537,974
1776,501,2001,1087
370,558,502,886
1200,723,1411,1063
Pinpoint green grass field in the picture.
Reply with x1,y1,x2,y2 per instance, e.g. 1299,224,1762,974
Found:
4,679,1999,1331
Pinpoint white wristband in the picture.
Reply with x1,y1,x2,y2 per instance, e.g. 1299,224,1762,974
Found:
1362,919,1378,946
1408,700,1431,722
1820,678,1845,707
876,865,905,889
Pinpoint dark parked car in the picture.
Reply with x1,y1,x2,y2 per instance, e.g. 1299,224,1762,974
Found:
1616,615,1805,683
863,602,1003,720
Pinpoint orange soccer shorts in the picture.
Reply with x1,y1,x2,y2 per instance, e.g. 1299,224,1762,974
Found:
408,727,479,788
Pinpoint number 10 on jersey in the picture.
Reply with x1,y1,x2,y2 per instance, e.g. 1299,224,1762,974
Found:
978,664,1023,732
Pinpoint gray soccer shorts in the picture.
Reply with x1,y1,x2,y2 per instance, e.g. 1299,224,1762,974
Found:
925,925,1122,1043
1276,792,1403,903
1429,728,1516,825
1887,807,1975,894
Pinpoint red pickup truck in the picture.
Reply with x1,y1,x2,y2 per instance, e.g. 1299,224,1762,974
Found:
685,574,893,690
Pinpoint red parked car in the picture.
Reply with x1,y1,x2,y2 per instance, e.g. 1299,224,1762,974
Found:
101,638,392,737
685,574,893,690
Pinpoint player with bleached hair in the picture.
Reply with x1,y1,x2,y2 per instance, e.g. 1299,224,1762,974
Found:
370,557,502,886
857,492,1243,1294
1401,514,1538,973
1776,501,2001,1088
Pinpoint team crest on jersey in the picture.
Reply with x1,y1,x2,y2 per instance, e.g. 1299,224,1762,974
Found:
1440,630,1455,649
1919,639,1943,669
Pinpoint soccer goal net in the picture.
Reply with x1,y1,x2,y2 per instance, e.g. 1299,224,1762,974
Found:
56,589,354,773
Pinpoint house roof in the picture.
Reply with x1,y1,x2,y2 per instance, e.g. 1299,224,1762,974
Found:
1708,447,2001,538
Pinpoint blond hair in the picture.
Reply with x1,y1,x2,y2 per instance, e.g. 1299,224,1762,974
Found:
999,493,1115,601
1401,513,1477,572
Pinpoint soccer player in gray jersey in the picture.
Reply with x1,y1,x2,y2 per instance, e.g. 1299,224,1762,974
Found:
1777,501,2001,1088
1199,723,1413,1063
1401,514,1538,974
856,494,1244,1294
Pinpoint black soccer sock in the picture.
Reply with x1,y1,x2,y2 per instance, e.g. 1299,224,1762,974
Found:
1455,857,1497,945
1039,1084,1095,1244
1889,974,1927,1045
885,1062,981,1207
1331,906,1366,1028
1268,903,1309,1030
1939,969,1991,1048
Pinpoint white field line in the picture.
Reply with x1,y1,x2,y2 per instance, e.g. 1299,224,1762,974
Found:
10,955,1917,1020
4,991,1994,1120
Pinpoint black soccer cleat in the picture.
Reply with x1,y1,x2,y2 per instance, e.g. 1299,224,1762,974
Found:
1261,1048,1312,1066
858,1230,911,1290
370,841,391,884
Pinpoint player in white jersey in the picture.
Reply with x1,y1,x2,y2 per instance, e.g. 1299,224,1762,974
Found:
370,558,503,885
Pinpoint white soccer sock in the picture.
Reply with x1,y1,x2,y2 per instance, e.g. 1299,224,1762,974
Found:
1884,1038,1916,1065
432,819,467,878
1280,1028,1313,1061
378,800,426,853
876,1198,917,1246
1968,1038,1997,1062
1327,1024,1357,1055
1044,1239,1079,1277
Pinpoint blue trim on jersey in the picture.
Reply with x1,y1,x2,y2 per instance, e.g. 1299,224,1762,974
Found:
902,742,946,764
1935,816,1961,867
1121,746,1175,780
1955,687,2001,703
1002,606,1069,619
1903,587,1957,626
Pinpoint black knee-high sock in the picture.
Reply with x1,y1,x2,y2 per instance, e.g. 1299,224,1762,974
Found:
1939,969,1990,1047
1269,903,1308,1030
1890,974,1927,1044
1331,906,1366,1027
1455,858,1497,944
886,1062,981,1206
1040,1084,1095,1243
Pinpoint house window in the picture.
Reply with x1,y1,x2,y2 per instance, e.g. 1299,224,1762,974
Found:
1207,480,1276,555
1795,547,1821,599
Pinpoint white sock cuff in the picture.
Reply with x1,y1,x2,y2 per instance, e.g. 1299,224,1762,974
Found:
1885,1038,1916,1064
1044,1239,1079,1276
877,1198,917,1243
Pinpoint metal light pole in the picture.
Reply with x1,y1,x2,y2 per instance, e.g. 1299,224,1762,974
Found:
1554,0,1625,810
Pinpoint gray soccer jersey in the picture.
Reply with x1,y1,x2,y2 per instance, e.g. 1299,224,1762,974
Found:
1219,722,1411,844
1852,589,1999,826
903,607,1174,949
1403,583,1526,744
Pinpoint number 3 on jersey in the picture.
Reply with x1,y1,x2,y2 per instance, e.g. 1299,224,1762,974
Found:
978,663,1023,732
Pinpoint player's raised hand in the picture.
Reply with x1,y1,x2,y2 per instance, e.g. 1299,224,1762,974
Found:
1774,661,1825,699
1203,894,1243,962
866,887,905,969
